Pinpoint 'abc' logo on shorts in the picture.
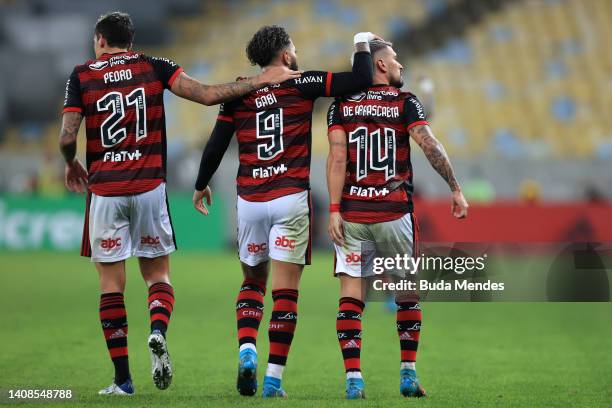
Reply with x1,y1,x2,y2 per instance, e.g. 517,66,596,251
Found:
248,242,267,253
101,237,122,249
275,236,295,250
346,252,361,264
140,235,160,245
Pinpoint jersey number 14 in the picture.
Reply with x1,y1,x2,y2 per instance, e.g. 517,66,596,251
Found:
348,126,396,181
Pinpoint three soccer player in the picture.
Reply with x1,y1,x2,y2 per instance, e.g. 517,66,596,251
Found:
59,12,299,396
193,26,379,397
326,40,468,399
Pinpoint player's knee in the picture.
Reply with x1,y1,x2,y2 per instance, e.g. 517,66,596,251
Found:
241,261,268,282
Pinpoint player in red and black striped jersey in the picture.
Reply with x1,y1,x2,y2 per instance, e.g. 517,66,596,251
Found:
326,40,468,399
58,12,300,397
192,26,378,397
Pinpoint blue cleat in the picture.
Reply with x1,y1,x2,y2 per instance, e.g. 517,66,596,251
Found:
261,376,287,398
384,296,397,312
400,369,426,397
345,377,365,399
98,378,134,395
237,349,258,396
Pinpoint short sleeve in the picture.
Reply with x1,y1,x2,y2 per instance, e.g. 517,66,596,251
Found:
327,99,344,131
292,70,332,99
63,68,83,114
217,101,236,123
146,56,183,89
404,95,429,130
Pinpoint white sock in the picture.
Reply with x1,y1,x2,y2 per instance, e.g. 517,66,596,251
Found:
346,371,363,380
265,363,284,379
239,343,256,353
401,362,416,371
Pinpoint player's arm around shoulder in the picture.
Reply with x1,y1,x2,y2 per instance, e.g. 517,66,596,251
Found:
170,67,301,106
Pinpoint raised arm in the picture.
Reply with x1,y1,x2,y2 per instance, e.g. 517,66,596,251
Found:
192,118,235,215
296,32,377,99
171,65,301,106
409,124,468,218
59,111,88,193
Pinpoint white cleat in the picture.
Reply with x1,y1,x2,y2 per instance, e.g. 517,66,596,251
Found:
148,331,173,390
98,379,134,395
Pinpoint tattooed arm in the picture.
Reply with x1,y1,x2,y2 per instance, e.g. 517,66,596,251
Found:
170,66,301,106
410,124,468,218
59,112,88,193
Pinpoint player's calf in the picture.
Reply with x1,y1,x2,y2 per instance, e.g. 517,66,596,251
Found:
147,282,175,390
262,288,298,397
336,297,365,399
236,279,266,396
396,300,425,397
99,292,131,390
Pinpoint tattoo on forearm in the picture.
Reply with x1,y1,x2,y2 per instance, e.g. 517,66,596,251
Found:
59,112,82,163
176,75,259,105
413,125,460,191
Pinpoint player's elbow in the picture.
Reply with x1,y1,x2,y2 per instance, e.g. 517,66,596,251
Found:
329,152,347,170
201,93,216,106
59,133,77,148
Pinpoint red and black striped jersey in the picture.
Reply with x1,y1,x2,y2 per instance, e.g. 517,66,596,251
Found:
63,51,182,197
327,85,428,223
217,71,336,202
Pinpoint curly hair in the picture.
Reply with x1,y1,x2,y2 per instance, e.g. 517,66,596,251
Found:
246,25,291,67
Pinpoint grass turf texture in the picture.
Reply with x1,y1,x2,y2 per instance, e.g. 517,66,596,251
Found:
1,251,610,407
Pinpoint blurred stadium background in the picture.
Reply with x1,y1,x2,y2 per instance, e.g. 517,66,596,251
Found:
0,0,611,251
1,2,611,406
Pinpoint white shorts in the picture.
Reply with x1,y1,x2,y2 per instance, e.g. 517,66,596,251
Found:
81,182,177,263
334,212,417,278
237,191,312,266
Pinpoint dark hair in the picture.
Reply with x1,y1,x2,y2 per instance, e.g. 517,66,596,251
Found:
369,39,393,57
94,11,134,48
246,25,291,67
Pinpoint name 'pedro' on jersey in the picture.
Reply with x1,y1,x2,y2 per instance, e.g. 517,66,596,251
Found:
63,51,182,196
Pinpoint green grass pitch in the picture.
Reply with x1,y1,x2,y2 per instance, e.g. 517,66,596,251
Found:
1,251,610,407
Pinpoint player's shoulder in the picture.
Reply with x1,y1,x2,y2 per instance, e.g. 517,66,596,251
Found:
141,54,178,66
283,70,327,88
401,91,425,108
400,90,418,100
72,51,147,73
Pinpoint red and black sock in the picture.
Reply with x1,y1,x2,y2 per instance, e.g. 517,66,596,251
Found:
396,301,422,364
100,292,130,384
236,279,266,348
148,282,175,337
268,289,298,367
336,297,365,374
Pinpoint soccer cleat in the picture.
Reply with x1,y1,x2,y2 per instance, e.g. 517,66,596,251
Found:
261,376,287,398
148,330,173,390
237,348,258,396
98,379,134,395
345,377,365,399
400,368,426,397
